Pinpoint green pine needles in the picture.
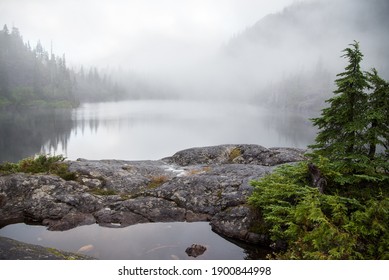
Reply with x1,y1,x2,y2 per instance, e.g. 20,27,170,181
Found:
249,160,389,259
249,41,389,259
310,41,389,173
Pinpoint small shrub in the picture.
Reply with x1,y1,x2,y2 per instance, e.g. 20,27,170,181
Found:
0,162,19,174
249,160,389,259
18,154,63,173
52,163,77,181
0,154,76,181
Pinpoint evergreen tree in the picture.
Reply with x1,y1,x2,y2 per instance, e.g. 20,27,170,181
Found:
2,24,9,35
0,25,127,107
310,41,370,169
365,68,389,160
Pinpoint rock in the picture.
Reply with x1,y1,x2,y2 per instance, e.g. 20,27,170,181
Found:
0,144,306,258
122,197,186,222
0,236,95,260
185,244,207,258
185,211,211,222
210,206,268,244
0,174,101,231
94,207,148,227
166,145,239,166
165,144,306,166
43,212,96,231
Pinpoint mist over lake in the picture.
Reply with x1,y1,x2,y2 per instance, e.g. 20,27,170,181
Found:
50,100,316,160
0,100,316,163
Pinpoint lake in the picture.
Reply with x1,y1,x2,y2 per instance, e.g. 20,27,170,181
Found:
0,99,316,259
0,99,317,163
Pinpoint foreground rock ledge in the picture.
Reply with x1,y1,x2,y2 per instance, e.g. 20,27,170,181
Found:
0,236,95,260
0,144,305,257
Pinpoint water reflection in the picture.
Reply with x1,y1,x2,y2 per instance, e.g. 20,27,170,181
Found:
0,222,269,260
0,100,317,163
52,100,316,160
0,107,73,163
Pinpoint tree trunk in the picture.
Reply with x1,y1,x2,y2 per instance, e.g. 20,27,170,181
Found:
308,163,326,194
368,119,378,159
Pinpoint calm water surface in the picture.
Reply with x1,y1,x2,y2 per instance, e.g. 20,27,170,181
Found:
41,99,316,161
0,100,316,162
0,222,269,260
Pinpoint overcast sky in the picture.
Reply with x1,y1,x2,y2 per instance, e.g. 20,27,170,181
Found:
0,0,298,70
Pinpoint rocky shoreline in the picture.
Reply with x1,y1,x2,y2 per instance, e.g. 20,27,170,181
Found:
0,144,306,259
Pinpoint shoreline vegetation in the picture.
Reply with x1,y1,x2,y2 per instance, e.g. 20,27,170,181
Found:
0,154,76,181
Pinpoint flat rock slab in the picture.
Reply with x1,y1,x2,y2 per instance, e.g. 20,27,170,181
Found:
0,236,94,260
0,144,305,259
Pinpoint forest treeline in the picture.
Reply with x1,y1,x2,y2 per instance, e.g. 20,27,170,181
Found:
0,25,126,108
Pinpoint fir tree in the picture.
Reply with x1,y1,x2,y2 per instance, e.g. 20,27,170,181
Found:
2,24,9,35
310,41,370,169
0,25,126,106
365,68,389,160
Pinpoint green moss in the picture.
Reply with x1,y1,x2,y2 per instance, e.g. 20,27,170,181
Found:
89,188,117,196
47,248,82,260
120,194,131,200
47,247,62,257
47,248,70,259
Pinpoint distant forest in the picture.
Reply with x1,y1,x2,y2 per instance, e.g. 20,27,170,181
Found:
0,25,126,108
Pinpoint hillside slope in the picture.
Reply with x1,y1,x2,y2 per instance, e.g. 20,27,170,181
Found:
222,0,389,110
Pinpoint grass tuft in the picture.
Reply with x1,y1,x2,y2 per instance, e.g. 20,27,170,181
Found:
147,175,169,189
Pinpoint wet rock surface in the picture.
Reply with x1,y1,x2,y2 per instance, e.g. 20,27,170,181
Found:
0,144,305,258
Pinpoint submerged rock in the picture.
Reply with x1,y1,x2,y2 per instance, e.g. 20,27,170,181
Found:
0,144,305,258
185,244,207,258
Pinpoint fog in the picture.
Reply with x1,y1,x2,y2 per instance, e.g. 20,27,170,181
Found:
1,0,388,108
0,0,296,68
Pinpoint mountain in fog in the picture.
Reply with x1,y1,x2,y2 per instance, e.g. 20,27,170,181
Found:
219,0,389,111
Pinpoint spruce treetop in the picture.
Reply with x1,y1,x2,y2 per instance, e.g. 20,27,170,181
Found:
310,41,388,173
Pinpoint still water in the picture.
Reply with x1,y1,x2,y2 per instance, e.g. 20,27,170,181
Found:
0,99,315,259
0,99,316,163
0,222,268,260
61,100,316,160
